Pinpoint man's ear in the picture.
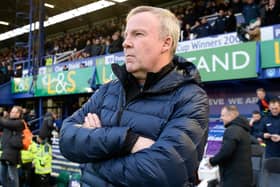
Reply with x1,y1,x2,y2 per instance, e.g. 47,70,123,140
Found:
161,36,172,53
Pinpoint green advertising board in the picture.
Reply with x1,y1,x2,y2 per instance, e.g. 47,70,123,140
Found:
11,77,33,93
95,55,124,85
177,41,257,82
260,39,280,68
35,67,94,96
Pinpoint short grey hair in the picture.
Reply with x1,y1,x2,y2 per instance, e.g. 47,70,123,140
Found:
126,6,180,55
222,105,240,117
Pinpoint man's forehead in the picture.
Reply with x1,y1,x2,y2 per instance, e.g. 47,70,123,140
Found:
126,12,158,27
124,27,146,33
11,108,18,112
270,103,280,107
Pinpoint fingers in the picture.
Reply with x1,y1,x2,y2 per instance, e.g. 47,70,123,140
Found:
87,113,95,128
83,113,102,129
271,135,280,142
131,136,155,153
91,113,101,128
83,116,90,128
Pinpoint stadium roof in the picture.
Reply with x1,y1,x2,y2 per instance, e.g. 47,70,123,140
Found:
0,0,180,47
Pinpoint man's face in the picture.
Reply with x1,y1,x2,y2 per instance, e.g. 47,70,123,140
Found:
220,108,233,125
257,90,265,99
252,113,261,121
269,102,280,116
9,107,21,119
52,113,57,120
123,12,166,80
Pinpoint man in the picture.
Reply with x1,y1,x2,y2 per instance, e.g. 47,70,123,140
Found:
208,105,252,187
191,17,212,39
0,106,25,187
32,111,56,187
256,88,273,116
212,6,227,35
60,6,209,187
39,111,57,143
260,98,280,158
33,138,52,187
242,0,261,25
249,110,263,142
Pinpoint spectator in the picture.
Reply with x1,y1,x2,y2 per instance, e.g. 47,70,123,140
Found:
102,38,111,55
190,20,201,39
22,108,30,122
6,64,14,80
33,137,52,187
193,1,207,19
14,64,23,78
246,19,261,41
109,31,123,53
62,65,68,71
52,40,59,54
91,38,103,57
263,0,280,26
60,6,209,187
256,88,274,116
204,0,218,15
249,110,263,143
39,111,57,144
191,18,212,39
181,23,191,41
242,0,261,25
82,39,91,58
0,106,25,187
212,5,227,35
26,110,38,131
208,105,252,187
0,62,8,84
260,98,280,158
230,0,243,14
182,8,196,29
2,110,9,119
225,8,237,32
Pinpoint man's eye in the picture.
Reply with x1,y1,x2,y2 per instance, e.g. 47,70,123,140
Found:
136,33,143,36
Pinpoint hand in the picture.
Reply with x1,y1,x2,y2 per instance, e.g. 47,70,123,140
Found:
249,118,254,126
271,134,280,142
131,136,155,153
264,133,271,139
257,138,263,143
83,113,101,129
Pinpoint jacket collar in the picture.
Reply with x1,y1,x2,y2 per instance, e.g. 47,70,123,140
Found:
226,115,251,132
111,62,174,103
111,55,201,102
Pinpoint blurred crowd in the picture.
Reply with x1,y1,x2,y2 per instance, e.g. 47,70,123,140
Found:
0,106,60,186
0,0,280,84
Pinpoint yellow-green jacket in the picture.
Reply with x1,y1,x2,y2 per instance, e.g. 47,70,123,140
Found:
21,141,38,164
33,143,52,174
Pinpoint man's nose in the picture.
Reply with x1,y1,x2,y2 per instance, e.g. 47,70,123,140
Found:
122,37,132,48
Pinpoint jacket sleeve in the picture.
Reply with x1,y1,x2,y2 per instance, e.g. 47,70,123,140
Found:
59,84,134,163
259,117,268,139
91,86,209,186
209,126,239,166
0,117,24,131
